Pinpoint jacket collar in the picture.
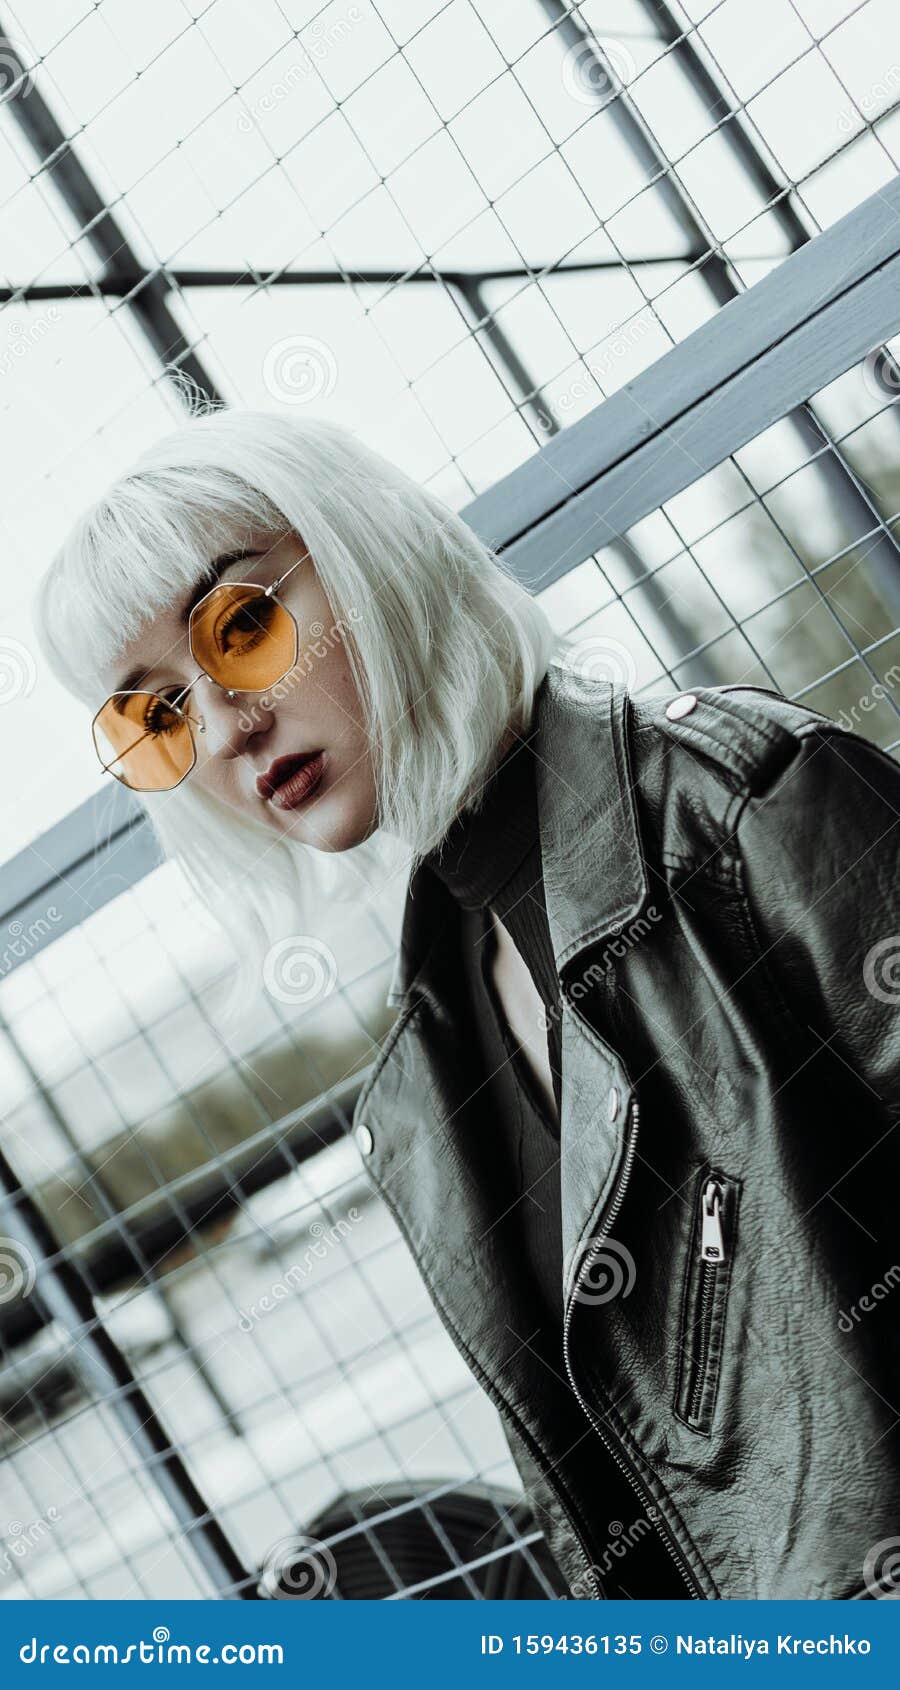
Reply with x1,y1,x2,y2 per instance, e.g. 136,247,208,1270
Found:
386,663,650,1009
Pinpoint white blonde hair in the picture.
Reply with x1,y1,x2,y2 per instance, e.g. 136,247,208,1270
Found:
34,406,558,1001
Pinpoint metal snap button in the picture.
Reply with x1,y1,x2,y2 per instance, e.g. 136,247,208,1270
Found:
607,1085,620,1121
355,1122,374,1156
665,692,698,720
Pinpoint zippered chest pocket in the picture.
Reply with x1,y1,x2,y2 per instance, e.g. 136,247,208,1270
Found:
674,1167,742,1436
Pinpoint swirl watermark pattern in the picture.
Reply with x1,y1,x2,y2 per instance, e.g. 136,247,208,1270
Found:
263,336,337,405
259,1534,337,1599
0,637,37,704
561,37,636,107
863,936,900,1004
862,345,900,404
0,38,33,103
862,1535,900,1598
263,936,338,1005
566,1236,636,1305
565,634,638,692
0,1241,36,1305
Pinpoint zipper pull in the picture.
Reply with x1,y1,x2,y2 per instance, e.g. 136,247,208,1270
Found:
700,1179,726,1263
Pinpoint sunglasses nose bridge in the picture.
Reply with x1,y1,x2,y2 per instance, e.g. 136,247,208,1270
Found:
191,673,265,757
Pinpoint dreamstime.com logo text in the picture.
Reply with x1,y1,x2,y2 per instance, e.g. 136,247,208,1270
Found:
838,1265,900,1332
0,306,61,376
0,908,61,977
236,6,363,133
539,906,662,1032
1,1508,60,1578
236,611,362,734
237,1211,361,1331
18,1626,284,1666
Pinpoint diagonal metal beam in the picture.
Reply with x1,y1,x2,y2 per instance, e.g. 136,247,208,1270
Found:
0,29,222,404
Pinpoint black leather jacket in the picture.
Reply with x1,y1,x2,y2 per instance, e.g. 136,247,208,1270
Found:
353,663,900,1600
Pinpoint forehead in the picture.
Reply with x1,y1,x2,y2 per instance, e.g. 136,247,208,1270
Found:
101,595,191,698
99,526,299,696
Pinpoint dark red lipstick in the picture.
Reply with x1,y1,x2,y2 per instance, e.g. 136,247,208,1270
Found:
256,751,325,811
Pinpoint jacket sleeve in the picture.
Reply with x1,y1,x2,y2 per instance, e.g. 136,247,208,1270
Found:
736,722,900,1120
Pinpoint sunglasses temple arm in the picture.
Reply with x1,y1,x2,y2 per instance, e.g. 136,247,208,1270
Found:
269,551,308,596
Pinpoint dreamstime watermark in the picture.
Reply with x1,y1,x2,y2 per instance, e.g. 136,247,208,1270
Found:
838,1265,900,1332
862,1535,900,1598
0,306,61,378
263,935,338,1005
539,907,663,1032
863,936,900,1005
258,1533,338,1598
235,610,362,735
565,1236,636,1305
535,315,654,434
862,344,900,403
0,1508,61,1578
832,665,900,730
0,37,33,103
0,1241,36,1305
561,37,636,107
19,1629,283,1665
0,907,61,978
237,1211,361,1331
0,636,37,704
263,335,338,404
560,1511,661,1596
564,634,638,692
837,65,900,133
237,7,363,134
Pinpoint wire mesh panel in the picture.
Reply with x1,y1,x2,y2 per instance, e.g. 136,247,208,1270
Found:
2,0,900,1600
550,343,900,750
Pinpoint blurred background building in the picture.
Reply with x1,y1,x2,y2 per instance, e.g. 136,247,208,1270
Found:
0,0,899,1599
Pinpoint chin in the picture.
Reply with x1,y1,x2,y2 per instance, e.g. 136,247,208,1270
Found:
268,788,376,855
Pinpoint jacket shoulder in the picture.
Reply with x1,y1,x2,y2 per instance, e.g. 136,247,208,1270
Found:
629,683,854,798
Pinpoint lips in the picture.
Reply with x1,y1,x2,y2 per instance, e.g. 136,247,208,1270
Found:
256,751,325,810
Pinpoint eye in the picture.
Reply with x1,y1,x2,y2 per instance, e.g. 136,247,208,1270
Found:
142,694,183,736
219,595,275,650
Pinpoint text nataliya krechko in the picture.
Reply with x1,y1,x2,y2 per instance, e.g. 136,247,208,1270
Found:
479,1634,873,1656
675,1634,872,1656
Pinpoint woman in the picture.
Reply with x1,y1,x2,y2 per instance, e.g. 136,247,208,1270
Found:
36,406,900,1602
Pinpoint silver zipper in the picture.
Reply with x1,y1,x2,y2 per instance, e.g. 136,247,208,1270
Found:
562,1091,704,1600
700,1180,726,1262
685,1175,730,1427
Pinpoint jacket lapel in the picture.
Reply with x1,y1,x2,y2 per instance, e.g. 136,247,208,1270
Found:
361,665,653,1294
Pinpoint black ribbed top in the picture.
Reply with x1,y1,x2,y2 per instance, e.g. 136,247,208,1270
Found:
425,728,563,1129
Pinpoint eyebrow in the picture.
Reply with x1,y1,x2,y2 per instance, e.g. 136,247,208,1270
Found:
113,549,266,696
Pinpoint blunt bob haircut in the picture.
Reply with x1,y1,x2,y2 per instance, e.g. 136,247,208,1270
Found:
35,406,559,990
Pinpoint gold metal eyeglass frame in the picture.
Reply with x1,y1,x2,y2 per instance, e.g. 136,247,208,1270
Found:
93,552,308,791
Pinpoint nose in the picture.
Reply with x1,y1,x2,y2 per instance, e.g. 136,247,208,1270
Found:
194,676,274,760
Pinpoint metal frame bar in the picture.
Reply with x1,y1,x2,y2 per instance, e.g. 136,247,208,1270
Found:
0,1141,255,1597
0,32,222,403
